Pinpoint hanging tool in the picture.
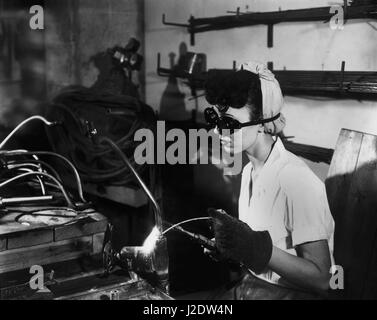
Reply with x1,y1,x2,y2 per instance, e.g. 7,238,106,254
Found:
162,1,377,46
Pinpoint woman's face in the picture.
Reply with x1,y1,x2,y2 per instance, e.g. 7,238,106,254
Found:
214,105,261,154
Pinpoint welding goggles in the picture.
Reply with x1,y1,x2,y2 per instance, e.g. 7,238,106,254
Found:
204,107,280,133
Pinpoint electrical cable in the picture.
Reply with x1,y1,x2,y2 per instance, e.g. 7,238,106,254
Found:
6,163,42,171
99,136,162,231
0,172,74,208
0,116,59,150
6,160,63,182
46,101,151,186
1,161,72,200
0,166,47,195
2,151,86,203
162,217,212,236
17,168,46,195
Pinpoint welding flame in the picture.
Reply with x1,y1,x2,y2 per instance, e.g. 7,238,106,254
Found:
142,226,161,254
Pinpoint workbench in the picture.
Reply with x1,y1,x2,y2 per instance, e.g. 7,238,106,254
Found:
0,208,172,300
0,208,107,275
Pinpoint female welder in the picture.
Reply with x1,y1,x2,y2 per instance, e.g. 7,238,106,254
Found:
204,62,335,300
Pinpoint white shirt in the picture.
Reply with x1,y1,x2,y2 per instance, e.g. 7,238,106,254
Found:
238,137,334,288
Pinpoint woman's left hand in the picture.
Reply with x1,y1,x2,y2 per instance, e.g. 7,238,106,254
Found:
208,208,273,274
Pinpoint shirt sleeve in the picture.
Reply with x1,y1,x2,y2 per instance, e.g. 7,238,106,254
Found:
280,164,334,248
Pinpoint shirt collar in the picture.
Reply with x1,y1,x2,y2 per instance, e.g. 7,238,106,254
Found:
248,137,287,182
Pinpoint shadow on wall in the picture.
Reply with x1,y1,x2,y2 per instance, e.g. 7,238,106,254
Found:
159,42,191,121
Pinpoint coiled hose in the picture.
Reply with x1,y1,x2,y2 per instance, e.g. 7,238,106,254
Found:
45,89,156,187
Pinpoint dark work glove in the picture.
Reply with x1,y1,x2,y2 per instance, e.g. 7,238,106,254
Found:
203,238,223,262
208,208,273,274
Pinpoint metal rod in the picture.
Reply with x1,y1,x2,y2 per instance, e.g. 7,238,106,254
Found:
0,195,54,206
156,63,377,99
162,14,190,27
165,4,377,39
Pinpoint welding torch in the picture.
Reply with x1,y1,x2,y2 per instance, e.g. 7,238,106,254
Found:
163,220,217,251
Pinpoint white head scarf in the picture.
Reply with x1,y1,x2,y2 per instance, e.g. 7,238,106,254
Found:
238,61,286,135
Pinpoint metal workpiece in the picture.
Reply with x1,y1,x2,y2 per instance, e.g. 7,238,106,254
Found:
152,235,170,295
117,235,169,294
119,246,155,275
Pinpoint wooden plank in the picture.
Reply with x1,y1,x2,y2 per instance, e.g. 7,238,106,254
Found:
7,229,54,250
0,236,93,274
326,129,363,219
327,129,377,299
54,213,107,241
325,129,363,299
0,212,44,236
349,133,377,299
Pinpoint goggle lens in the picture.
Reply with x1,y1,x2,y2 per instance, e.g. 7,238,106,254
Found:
204,107,280,133
204,108,241,133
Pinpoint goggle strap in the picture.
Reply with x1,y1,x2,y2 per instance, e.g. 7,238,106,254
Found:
240,113,281,127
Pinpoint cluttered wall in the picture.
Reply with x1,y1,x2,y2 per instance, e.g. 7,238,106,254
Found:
144,0,377,186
